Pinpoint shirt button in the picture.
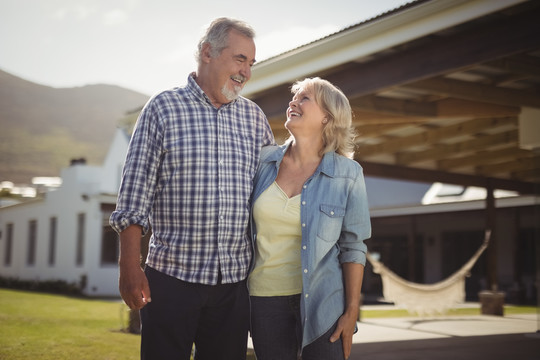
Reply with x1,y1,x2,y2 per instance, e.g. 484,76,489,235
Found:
302,246,307,250
303,185,307,189
305,294,309,298
330,211,334,215
302,201,306,205
302,223,306,227
304,269,308,273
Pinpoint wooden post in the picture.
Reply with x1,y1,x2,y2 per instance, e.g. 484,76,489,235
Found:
480,182,505,315
408,216,417,282
486,183,497,291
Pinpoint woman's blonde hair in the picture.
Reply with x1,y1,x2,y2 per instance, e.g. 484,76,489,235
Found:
290,77,356,158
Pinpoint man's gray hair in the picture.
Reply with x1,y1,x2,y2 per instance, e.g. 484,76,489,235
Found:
196,17,255,65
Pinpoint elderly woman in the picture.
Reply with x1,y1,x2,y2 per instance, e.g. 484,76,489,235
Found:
248,77,371,360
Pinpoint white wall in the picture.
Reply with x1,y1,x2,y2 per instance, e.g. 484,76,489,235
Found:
0,128,129,297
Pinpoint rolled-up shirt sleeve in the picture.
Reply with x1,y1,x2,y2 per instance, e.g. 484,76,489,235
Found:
110,97,163,235
338,166,371,265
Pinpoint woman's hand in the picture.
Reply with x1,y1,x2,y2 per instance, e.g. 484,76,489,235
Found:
331,262,364,359
330,308,358,359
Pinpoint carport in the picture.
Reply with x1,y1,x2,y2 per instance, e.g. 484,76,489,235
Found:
243,0,540,303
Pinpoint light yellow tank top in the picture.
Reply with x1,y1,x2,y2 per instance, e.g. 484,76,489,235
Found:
248,181,302,296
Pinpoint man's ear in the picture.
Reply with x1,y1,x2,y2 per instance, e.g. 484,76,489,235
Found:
201,43,212,64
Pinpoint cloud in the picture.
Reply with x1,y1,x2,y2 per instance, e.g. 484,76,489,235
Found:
256,24,339,61
51,5,97,21
102,9,129,26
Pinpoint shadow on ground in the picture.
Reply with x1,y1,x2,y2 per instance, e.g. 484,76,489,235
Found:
349,332,540,360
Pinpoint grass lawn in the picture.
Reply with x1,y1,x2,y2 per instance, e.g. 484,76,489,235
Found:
361,304,539,318
1,288,537,359
0,288,139,360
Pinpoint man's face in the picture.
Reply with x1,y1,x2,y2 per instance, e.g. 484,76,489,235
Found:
206,29,256,106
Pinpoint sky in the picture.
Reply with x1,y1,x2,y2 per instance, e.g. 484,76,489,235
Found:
1,0,410,96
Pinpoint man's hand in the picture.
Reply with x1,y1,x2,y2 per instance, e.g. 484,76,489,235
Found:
118,225,151,310
119,263,151,310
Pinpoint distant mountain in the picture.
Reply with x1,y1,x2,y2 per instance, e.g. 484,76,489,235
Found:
0,69,150,184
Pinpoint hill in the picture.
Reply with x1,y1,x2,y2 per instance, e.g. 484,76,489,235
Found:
0,69,150,184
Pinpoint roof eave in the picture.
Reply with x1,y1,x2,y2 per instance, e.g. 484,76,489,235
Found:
243,0,527,97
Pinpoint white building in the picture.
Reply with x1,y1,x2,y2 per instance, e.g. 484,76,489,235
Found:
0,128,128,297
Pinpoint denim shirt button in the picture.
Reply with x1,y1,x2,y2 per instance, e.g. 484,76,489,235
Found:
302,223,306,227
304,269,308,273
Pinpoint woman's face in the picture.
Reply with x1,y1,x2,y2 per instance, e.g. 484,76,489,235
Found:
285,86,327,136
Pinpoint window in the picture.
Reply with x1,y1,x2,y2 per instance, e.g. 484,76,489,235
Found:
48,217,57,266
4,223,13,266
100,207,120,266
27,220,37,266
76,213,85,266
101,225,119,265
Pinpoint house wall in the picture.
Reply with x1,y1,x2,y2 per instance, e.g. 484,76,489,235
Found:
0,165,120,296
0,128,128,297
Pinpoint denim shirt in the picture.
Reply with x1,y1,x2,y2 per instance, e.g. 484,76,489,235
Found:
250,144,371,348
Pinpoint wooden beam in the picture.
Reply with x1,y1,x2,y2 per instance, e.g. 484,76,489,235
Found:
351,110,428,125
358,160,538,194
511,168,540,182
356,123,416,137
357,117,517,158
403,77,540,108
351,95,437,117
476,156,540,176
325,6,540,99
437,147,531,170
352,97,520,119
436,98,520,118
394,130,519,165
485,54,540,78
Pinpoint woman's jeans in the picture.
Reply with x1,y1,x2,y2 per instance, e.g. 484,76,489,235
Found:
250,295,344,360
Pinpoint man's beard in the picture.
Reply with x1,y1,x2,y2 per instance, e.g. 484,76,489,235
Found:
221,84,241,101
221,76,246,101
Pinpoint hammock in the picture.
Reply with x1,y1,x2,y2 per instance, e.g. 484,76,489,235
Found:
367,230,490,317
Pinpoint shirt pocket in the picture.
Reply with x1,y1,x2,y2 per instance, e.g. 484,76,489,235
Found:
230,134,257,179
317,204,346,242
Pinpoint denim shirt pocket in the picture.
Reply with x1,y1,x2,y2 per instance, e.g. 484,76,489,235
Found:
317,204,346,242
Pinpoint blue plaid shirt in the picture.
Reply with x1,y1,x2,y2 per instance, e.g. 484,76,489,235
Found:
110,74,275,285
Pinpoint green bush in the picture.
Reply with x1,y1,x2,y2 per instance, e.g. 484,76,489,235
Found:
0,276,82,296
